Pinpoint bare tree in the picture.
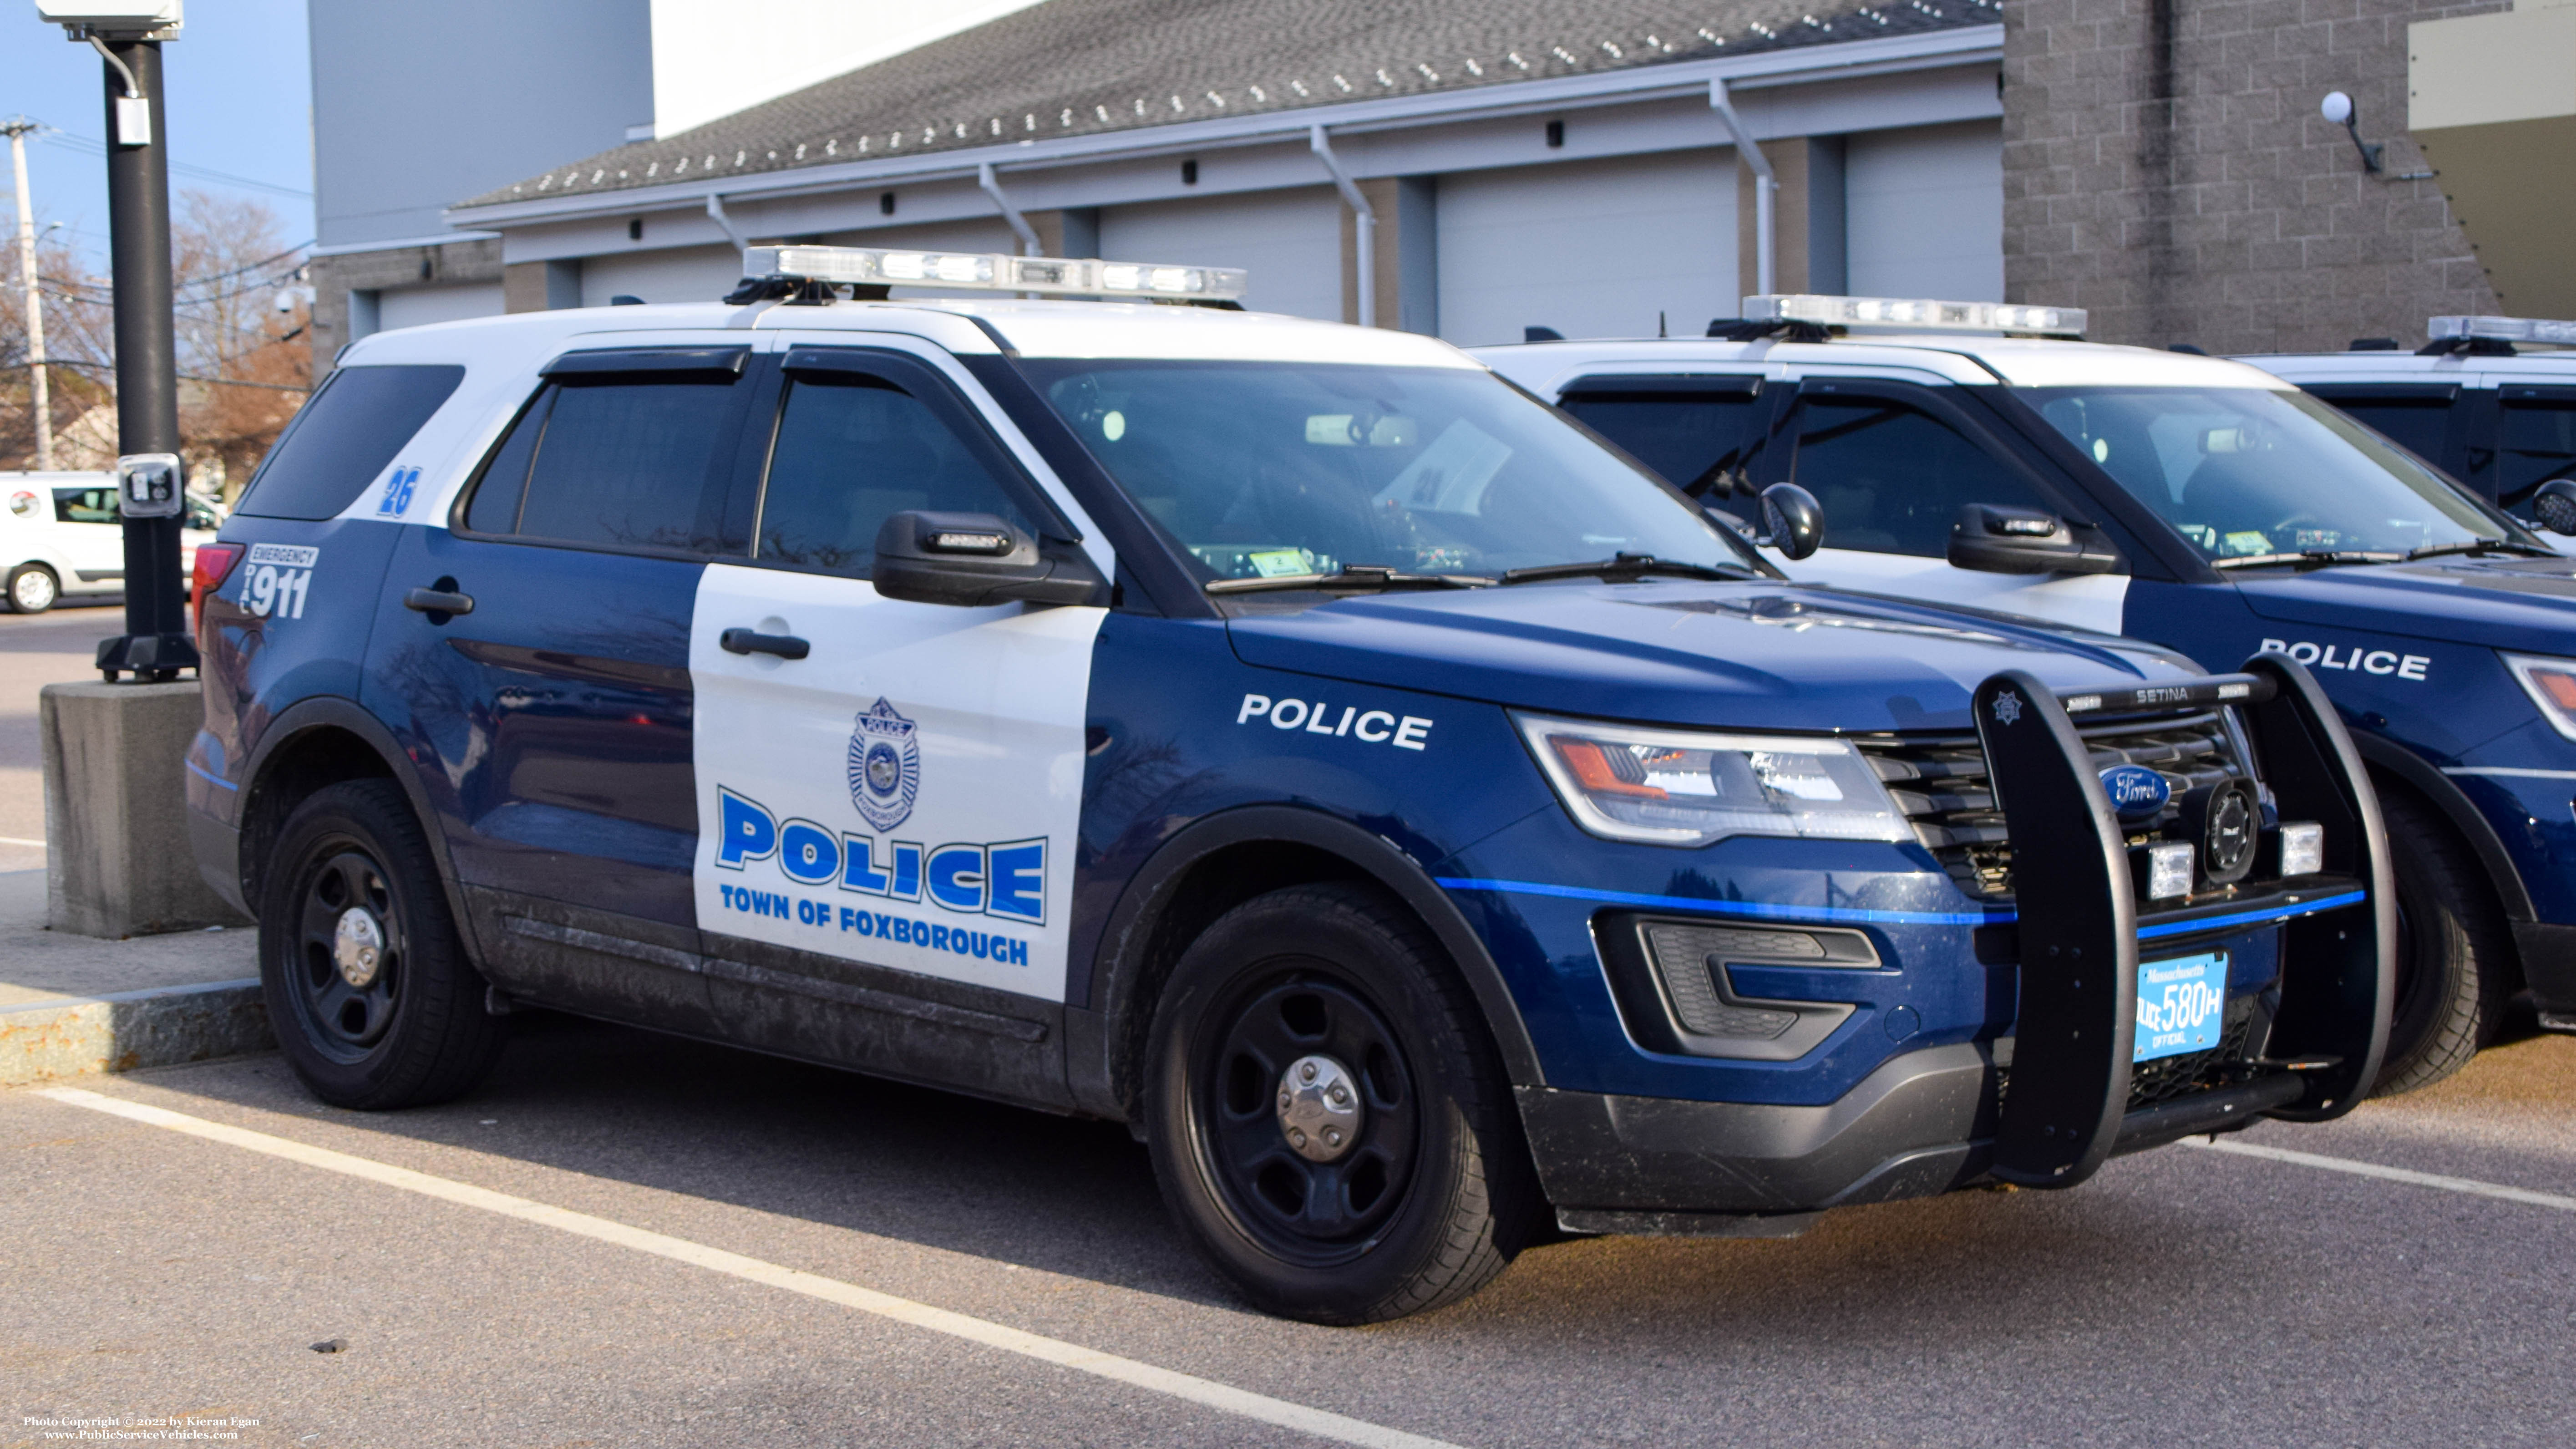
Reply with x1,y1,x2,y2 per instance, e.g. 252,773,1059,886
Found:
0,188,309,491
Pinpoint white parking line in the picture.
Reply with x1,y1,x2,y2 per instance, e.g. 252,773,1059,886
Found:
2181,1136,2576,1212
37,1086,1464,1449
0,835,46,848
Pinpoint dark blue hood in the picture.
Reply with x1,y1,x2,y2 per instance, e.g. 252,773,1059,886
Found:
2232,553,2576,654
1225,580,2201,732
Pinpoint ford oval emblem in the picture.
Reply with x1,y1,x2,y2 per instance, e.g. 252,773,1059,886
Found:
2099,764,2172,820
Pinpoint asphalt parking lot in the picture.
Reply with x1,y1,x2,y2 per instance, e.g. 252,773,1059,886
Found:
5,1004,2571,1449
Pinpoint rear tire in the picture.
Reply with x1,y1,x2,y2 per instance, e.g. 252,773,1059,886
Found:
259,779,503,1108
2372,790,2515,1095
1143,882,1539,1324
6,563,59,614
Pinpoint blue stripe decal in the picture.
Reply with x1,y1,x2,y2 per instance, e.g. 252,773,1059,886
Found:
2137,890,2367,941
184,759,238,792
1432,877,2010,927
1437,878,2370,940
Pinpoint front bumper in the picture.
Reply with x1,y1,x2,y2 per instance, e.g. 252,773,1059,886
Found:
1519,655,2393,1215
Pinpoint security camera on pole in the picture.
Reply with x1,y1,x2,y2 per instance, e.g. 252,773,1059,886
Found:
35,0,193,681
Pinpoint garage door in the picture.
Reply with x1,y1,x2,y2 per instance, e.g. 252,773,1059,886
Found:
1436,149,1735,348
1098,188,1341,321
1846,121,2003,301
376,281,504,331
578,244,742,307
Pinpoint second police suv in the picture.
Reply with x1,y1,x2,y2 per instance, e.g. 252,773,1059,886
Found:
1483,296,2576,1096
188,249,2389,1323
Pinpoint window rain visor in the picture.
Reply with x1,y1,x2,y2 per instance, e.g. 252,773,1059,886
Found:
1513,712,1911,847
2028,386,2518,559
1018,361,1760,581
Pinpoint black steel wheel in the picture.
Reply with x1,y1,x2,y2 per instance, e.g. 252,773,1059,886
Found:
1144,882,1539,1323
2372,790,2515,1095
259,779,503,1108
1198,974,1420,1265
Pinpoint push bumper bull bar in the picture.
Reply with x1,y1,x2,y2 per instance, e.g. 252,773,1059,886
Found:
1973,653,2394,1188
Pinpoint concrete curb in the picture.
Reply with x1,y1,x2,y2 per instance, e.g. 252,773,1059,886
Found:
0,978,272,1087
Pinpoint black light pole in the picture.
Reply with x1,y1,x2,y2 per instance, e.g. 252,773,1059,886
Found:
84,23,194,681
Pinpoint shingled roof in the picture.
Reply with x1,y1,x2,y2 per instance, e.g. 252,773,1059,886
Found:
465,0,1997,208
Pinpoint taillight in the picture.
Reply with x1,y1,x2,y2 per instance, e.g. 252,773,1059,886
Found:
191,542,245,628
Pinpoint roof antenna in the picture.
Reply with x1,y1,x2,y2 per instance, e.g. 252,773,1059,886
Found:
1659,310,1668,338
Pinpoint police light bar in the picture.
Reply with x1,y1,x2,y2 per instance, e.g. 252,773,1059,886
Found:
741,245,1248,302
2429,315,2576,347
1744,294,2086,338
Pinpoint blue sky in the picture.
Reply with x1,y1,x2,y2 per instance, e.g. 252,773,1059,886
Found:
0,0,314,272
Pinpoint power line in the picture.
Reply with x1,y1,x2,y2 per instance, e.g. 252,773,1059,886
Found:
36,127,312,199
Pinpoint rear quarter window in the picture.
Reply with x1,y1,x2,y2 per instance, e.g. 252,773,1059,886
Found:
235,364,466,520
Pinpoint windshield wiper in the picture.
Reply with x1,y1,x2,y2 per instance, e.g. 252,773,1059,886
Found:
2211,549,2406,571
2404,538,2561,562
1497,553,1757,586
1203,564,1493,596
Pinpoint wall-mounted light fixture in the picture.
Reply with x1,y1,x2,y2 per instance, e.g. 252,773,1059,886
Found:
2319,92,2434,181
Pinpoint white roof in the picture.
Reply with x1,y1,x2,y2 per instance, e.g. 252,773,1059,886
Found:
2237,348,2576,386
340,296,1478,371
1471,334,2302,393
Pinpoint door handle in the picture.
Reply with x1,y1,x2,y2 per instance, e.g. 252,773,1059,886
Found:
404,586,475,615
720,627,810,660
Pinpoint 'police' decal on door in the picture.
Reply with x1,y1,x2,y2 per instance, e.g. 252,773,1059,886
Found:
688,564,1104,1002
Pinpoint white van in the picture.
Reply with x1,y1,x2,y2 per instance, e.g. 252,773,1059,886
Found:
1,471,216,613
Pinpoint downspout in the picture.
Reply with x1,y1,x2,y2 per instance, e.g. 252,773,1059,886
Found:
1709,79,1775,299
977,162,1043,255
1308,125,1375,327
705,192,746,250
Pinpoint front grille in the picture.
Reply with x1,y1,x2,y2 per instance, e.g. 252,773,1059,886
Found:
1859,709,2253,900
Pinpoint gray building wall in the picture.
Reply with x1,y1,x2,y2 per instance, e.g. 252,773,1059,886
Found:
308,0,653,371
311,0,654,248
2004,0,2504,354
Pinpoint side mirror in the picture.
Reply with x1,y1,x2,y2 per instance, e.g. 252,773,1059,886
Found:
872,510,1110,607
1947,503,2120,576
2533,479,2576,535
1756,483,1824,561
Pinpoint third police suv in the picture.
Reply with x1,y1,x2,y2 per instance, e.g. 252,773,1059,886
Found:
185,249,2391,1322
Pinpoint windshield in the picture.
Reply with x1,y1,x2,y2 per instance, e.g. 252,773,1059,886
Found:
1019,360,1758,582
2027,386,2518,560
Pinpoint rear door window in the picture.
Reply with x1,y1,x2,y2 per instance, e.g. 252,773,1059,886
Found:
53,487,117,524
2302,384,2462,480
464,364,749,555
237,364,466,520
1786,389,2056,557
753,352,1040,577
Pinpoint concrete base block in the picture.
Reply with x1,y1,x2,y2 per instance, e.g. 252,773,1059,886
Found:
0,979,271,1086
41,681,252,939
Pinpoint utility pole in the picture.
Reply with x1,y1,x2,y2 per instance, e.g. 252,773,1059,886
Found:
39,2,193,681
2,120,52,471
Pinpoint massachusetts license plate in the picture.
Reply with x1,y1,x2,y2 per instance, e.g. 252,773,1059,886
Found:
2135,951,2227,1062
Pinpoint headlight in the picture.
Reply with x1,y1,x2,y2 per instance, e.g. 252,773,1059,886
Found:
2504,651,2576,742
1513,712,1912,847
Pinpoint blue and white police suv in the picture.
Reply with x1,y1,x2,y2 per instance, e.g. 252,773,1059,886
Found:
188,252,2389,1323
1481,294,2572,1096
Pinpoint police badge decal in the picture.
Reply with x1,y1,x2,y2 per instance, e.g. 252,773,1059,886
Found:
847,698,922,831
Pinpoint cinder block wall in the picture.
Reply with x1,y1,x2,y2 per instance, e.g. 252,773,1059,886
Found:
2004,0,2506,354
308,238,505,379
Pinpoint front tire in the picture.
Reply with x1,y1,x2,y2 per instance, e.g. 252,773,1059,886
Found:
259,779,503,1108
6,563,59,614
2372,790,2515,1095
1143,883,1538,1323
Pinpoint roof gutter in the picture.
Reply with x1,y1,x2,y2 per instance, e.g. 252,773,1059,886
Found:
1707,78,1775,297
1308,126,1374,328
447,25,2000,231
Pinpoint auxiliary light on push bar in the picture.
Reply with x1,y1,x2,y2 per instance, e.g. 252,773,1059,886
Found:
742,245,1250,301
1743,294,2087,338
